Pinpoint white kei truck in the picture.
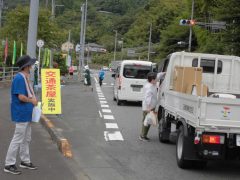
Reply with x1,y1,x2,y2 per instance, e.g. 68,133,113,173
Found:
156,52,240,169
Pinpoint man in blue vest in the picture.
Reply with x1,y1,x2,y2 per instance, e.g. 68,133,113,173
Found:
4,55,38,175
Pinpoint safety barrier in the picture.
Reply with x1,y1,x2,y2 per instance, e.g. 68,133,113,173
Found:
0,67,18,83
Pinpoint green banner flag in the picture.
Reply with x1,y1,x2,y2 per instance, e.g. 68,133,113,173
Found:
43,48,47,67
47,49,50,67
20,42,23,56
12,41,17,65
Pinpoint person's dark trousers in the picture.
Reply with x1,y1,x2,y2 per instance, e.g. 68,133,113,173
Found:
99,78,103,86
141,111,150,137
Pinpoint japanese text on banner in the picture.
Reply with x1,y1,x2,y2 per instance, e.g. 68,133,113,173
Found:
41,69,62,114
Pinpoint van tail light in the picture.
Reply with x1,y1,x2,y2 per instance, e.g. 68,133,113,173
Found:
118,76,122,90
202,135,224,144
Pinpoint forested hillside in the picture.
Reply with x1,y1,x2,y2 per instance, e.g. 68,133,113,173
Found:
0,0,239,65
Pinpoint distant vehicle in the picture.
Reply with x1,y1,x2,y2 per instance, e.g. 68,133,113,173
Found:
112,60,153,105
102,66,109,71
152,62,158,73
110,60,122,72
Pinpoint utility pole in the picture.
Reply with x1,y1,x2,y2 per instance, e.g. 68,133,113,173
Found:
51,0,55,18
147,23,152,61
79,0,87,74
121,38,124,60
27,0,39,87
188,0,194,52
0,0,3,28
113,30,117,61
83,0,87,52
27,0,39,58
67,30,71,66
79,3,85,72
46,0,48,8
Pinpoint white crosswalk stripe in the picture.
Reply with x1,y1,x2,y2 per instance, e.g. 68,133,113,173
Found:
104,131,124,141
105,123,118,129
103,115,115,120
102,109,111,113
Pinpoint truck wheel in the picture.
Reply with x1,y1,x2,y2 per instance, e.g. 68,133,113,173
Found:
158,120,169,143
158,109,170,143
176,126,191,169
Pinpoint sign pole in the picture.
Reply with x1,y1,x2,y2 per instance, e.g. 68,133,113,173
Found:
36,39,44,97
37,46,41,85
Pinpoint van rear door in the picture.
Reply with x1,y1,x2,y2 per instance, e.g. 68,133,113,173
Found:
121,64,151,100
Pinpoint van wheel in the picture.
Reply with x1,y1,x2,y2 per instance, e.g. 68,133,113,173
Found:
158,109,170,143
116,97,123,106
176,126,191,169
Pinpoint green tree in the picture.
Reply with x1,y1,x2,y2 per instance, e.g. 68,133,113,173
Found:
214,0,240,56
0,6,67,53
125,0,186,47
54,53,68,75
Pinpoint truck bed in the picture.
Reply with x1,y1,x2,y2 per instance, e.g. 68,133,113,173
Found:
163,90,240,133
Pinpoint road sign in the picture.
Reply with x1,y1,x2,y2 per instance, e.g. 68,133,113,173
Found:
37,39,44,48
127,49,135,57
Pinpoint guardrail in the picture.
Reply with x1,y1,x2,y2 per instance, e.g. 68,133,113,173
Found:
0,67,19,83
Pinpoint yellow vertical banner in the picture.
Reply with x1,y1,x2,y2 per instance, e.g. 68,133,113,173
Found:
41,69,62,114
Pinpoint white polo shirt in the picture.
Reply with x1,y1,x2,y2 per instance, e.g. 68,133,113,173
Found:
142,72,165,111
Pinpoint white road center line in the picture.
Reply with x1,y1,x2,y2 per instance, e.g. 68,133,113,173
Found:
105,123,118,129
98,111,102,118
95,77,124,141
103,115,115,120
94,77,98,83
100,101,107,104
102,109,111,113
104,131,124,141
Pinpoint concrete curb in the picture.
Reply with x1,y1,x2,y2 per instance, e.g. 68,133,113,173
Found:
40,114,73,158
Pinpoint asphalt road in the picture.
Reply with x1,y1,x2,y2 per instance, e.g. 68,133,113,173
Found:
57,70,240,180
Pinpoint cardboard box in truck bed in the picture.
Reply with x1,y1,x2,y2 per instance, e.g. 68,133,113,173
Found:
186,83,208,96
173,66,203,94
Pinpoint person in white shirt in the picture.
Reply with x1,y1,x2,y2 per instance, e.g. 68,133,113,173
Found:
139,72,165,141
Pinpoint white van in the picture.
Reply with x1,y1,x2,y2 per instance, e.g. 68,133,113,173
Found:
112,60,153,105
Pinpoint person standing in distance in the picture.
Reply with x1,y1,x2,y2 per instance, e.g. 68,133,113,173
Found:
139,71,165,141
68,65,74,80
4,55,38,175
98,68,105,86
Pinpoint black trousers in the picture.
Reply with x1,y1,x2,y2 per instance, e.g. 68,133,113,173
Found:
99,78,103,86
